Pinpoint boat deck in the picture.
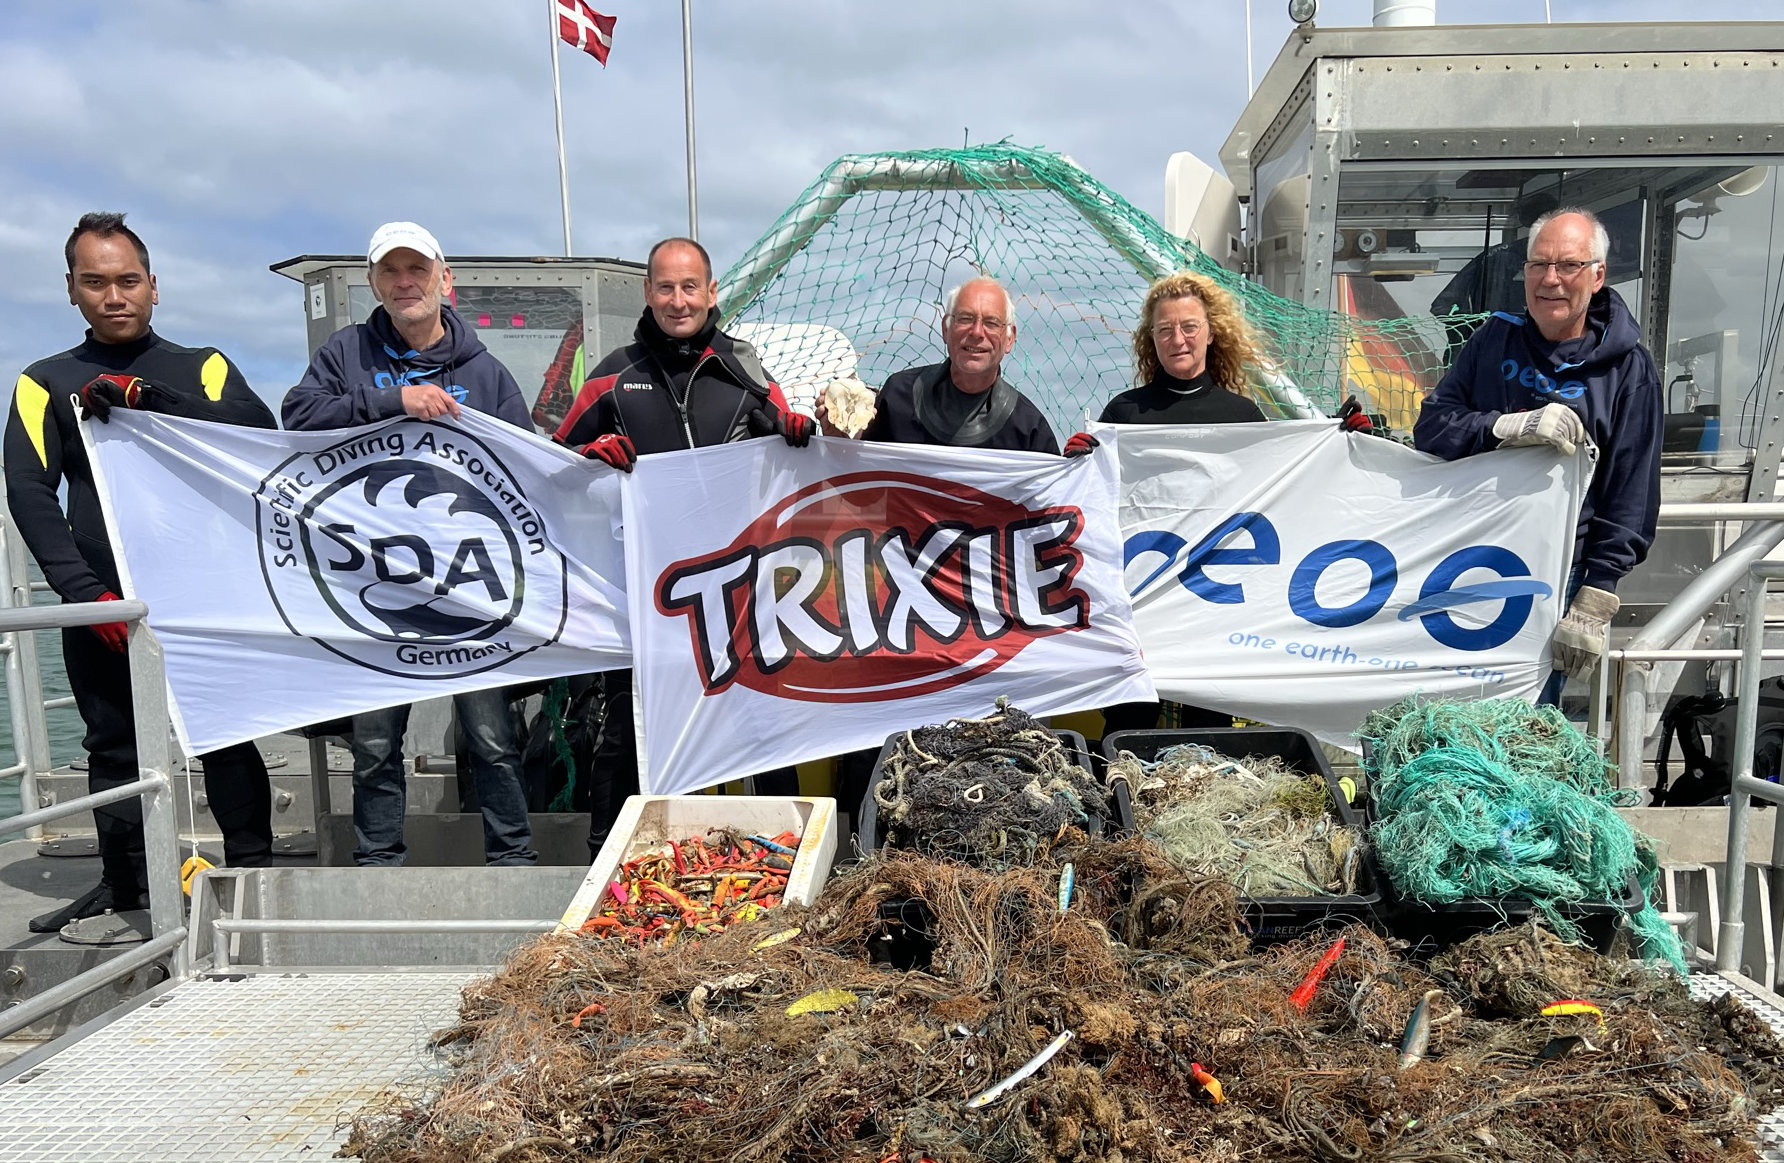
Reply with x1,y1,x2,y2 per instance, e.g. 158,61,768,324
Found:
0,969,473,1162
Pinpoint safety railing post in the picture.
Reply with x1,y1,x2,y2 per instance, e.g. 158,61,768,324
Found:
0,596,190,1039
128,619,187,978
0,481,51,837
1719,563,1784,974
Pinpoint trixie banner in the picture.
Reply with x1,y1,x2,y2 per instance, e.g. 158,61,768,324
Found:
1110,420,1588,749
85,411,630,753
625,437,1155,794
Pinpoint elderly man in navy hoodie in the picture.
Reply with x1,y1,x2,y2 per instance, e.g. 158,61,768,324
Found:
281,221,537,867
1414,207,1662,703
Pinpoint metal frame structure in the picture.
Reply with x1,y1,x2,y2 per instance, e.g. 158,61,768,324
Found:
1721,561,1784,978
0,598,185,1040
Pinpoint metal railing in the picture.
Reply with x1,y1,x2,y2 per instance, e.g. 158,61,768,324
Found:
0,478,57,837
1608,504,1784,786
206,918,556,972
1719,562,1784,976
0,598,188,1040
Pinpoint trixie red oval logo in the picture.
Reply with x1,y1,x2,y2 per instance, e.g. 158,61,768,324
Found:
655,472,1089,702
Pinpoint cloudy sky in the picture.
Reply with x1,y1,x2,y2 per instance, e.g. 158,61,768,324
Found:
0,0,1772,408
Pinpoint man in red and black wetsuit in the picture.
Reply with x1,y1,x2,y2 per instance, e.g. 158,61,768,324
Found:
554,237,814,852
3,212,278,939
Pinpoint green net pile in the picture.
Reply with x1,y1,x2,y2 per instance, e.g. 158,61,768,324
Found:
1360,696,1685,971
717,142,1480,440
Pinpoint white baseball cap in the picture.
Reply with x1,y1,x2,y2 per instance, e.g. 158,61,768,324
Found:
366,221,444,265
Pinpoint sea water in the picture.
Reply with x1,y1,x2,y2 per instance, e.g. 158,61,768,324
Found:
0,570,90,829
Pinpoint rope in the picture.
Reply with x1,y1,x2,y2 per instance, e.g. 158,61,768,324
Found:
1360,696,1685,971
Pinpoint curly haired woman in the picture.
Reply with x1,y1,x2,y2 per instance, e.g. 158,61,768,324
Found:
1099,270,1266,424
1100,271,1269,739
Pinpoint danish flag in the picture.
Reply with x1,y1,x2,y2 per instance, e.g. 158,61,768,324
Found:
557,0,616,65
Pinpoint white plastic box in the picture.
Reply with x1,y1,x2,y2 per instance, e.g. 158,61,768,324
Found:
557,795,839,933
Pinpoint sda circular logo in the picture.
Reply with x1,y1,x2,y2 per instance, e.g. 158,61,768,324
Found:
254,422,568,678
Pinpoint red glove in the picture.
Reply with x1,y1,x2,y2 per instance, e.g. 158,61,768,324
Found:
92,591,128,653
579,433,637,472
1337,396,1374,434
1063,432,1100,458
79,374,172,423
746,404,815,448
779,409,815,448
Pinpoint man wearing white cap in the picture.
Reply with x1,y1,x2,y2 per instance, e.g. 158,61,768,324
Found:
281,222,537,866
282,221,531,429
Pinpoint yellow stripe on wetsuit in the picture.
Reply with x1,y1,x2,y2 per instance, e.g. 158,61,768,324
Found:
14,374,50,468
200,352,227,401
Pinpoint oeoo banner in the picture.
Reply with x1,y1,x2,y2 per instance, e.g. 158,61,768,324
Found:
1108,420,1588,749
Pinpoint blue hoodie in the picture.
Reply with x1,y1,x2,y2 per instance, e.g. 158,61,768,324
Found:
1413,286,1661,593
281,303,533,432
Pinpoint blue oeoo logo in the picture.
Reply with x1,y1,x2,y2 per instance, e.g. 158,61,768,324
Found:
374,365,468,404
1500,357,1585,401
1124,512,1552,652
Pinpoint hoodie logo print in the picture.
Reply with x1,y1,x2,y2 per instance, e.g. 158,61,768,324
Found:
1499,358,1585,402
374,365,467,403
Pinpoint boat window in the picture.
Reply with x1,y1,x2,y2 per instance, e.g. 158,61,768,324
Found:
1663,165,1784,463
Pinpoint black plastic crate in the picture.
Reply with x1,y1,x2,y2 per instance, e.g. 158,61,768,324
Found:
858,727,1106,853
1380,872,1645,956
1102,727,1382,944
1363,774,1645,955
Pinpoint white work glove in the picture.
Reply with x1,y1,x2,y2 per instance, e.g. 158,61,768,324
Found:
1551,585,1619,678
1492,403,1586,455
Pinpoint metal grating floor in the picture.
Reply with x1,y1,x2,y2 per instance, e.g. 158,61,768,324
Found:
1690,971,1784,1162
0,971,473,1163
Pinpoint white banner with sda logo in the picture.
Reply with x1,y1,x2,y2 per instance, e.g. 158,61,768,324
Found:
1111,420,1588,749
85,411,630,754
624,436,1156,795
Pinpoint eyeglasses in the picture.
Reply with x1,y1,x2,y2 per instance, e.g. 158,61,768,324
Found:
1522,259,1602,279
947,312,1009,333
1151,321,1204,341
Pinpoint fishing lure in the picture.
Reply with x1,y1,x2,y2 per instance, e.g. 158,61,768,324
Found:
1541,999,1605,1027
1289,935,1347,1011
966,1030,1075,1109
1398,990,1445,1068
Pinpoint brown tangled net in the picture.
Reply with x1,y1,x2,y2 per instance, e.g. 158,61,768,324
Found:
345,837,1784,1163
871,700,1108,865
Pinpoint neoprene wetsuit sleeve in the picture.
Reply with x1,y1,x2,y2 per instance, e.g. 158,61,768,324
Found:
1412,331,1502,459
148,351,278,431
4,373,108,602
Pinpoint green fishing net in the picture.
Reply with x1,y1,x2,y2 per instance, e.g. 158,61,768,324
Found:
717,142,1479,440
1360,696,1685,971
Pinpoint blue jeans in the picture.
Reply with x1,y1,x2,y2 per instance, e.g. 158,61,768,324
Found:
350,688,538,866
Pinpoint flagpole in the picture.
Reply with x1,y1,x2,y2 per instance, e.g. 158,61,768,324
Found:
680,0,699,241
548,0,574,256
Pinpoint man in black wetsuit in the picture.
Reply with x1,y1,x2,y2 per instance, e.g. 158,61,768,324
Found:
815,276,1096,829
821,277,1064,453
4,212,277,940
553,237,815,853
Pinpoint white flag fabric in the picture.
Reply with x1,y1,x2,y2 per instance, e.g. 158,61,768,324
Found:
1110,421,1587,749
85,411,630,754
623,436,1155,794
